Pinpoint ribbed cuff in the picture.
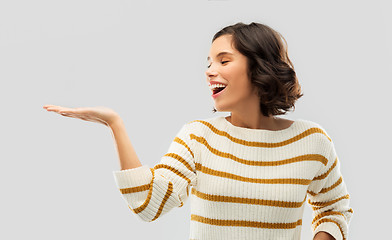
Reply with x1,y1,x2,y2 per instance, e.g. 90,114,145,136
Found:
112,165,152,189
313,221,343,240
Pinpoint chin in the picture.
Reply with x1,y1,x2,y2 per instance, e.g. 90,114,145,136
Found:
214,104,230,113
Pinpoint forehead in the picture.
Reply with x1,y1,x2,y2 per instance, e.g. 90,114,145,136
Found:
207,35,236,61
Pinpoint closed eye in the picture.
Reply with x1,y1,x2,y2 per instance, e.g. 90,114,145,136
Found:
207,61,229,68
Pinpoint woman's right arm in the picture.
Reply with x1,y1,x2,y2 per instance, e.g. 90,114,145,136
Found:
44,104,197,222
109,117,142,170
43,104,142,171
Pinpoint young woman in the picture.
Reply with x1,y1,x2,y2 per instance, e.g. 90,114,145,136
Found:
43,22,353,240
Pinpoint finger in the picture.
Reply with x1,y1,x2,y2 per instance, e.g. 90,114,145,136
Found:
45,108,57,112
43,104,56,108
44,105,61,110
45,105,61,110
58,112,88,121
52,107,73,113
47,108,62,113
60,107,77,113
59,111,76,117
72,107,87,113
46,105,71,111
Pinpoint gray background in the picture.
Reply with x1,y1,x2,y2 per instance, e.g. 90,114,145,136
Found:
1,0,390,239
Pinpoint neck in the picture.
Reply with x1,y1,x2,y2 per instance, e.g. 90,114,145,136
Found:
226,112,280,130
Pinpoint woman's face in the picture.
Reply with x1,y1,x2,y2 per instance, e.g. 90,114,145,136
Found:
206,34,258,112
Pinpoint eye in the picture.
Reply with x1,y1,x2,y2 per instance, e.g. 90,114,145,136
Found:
207,61,229,68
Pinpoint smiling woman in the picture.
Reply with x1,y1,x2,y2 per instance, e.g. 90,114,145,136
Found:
44,21,353,240
110,22,352,240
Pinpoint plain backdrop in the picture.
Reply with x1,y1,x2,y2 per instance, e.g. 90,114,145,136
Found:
1,0,391,239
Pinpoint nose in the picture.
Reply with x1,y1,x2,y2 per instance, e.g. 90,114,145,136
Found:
205,65,218,84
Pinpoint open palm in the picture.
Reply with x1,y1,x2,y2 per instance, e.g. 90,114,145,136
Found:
43,104,119,126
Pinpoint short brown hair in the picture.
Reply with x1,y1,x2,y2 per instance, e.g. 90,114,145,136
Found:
211,22,303,116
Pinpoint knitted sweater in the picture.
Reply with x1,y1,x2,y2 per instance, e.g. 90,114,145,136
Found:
112,116,353,240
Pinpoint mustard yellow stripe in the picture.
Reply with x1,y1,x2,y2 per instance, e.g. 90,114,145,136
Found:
178,194,184,208
307,190,316,197
307,176,343,196
132,168,155,214
195,162,311,185
173,137,194,158
190,119,331,147
313,157,338,181
191,134,328,167
152,164,187,208
191,188,306,208
163,152,195,173
191,214,302,229
313,218,345,240
128,205,136,213
320,176,343,194
151,181,173,221
309,194,350,210
186,185,190,197
312,211,346,224
153,163,192,184
120,183,150,194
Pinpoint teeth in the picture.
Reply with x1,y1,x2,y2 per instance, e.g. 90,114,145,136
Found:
209,84,227,90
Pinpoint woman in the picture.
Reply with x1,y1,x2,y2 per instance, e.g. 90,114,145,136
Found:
43,22,353,240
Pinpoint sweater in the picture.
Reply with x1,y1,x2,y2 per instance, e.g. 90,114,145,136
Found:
112,116,353,240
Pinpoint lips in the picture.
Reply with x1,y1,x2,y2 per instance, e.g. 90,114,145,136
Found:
208,80,228,99
209,83,227,94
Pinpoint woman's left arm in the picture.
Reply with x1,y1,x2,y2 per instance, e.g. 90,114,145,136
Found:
307,132,353,240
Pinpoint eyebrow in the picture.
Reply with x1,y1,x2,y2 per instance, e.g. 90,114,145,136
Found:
207,51,234,61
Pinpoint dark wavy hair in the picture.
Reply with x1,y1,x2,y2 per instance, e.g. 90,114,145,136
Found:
211,22,303,117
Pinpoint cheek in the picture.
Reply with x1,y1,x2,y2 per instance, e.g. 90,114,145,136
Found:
224,66,247,83
232,68,252,89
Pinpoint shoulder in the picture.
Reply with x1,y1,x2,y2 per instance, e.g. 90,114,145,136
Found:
296,118,332,139
298,119,337,157
296,118,322,129
180,116,224,137
184,116,222,129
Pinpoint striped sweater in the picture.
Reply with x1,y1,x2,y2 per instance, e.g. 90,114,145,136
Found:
112,116,353,240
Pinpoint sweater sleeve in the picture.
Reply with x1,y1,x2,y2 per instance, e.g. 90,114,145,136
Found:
307,132,353,240
112,122,197,222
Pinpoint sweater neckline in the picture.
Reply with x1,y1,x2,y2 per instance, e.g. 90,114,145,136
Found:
220,116,300,135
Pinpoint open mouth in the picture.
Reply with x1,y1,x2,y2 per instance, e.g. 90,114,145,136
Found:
209,83,227,98
213,87,226,95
